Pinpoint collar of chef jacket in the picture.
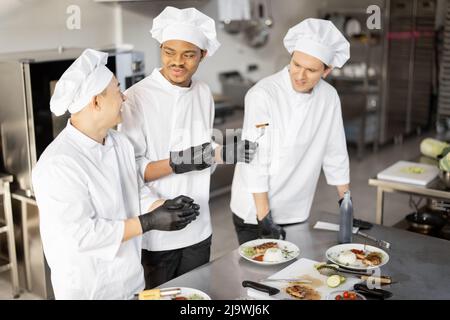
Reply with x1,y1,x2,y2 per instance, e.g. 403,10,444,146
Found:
151,68,194,95
281,66,317,106
65,119,115,152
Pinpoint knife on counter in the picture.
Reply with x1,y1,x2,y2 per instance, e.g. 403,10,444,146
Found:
242,281,280,296
242,280,302,300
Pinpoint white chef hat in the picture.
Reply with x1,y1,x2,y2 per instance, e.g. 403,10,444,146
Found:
150,6,221,57
283,18,350,68
50,49,113,116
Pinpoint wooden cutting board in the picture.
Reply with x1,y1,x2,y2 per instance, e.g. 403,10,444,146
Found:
247,258,361,300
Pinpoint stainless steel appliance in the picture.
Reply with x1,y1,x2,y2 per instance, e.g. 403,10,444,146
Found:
0,47,145,298
380,0,437,144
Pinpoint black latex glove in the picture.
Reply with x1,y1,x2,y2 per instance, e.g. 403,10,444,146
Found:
221,140,258,164
169,143,215,174
257,211,286,240
139,195,200,233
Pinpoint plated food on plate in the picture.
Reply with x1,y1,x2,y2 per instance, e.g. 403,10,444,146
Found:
337,249,382,267
239,239,300,265
285,284,321,300
171,293,206,300
326,243,389,271
327,290,366,301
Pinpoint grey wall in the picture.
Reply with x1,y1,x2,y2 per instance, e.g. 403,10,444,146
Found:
0,0,119,54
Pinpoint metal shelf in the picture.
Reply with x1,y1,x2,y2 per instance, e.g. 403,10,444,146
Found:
0,222,7,234
321,5,384,160
0,256,11,273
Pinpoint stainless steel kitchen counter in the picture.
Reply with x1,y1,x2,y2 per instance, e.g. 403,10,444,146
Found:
158,211,450,300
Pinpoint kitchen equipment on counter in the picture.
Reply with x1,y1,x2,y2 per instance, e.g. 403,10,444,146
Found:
356,231,391,250
353,283,393,300
428,198,450,213
316,264,393,285
313,221,360,234
314,220,391,249
138,287,210,300
260,278,312,284
243,258,361,300
0,47,145,299
406,211,448,233
377,161,440,186
138,288,181,300
439,170,450,189
353,218,373,230
243,281,280,296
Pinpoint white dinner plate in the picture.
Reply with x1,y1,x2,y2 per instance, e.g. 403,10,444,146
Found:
325,243,389,271
158,287,211,300
239,239,300,265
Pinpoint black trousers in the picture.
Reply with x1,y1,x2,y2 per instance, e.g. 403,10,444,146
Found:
232,213,261,245
233,213,302,245
141,235,212,289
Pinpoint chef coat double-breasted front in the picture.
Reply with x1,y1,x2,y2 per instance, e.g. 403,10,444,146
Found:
230,66,350,225
32,122,157,299
119,68,215,251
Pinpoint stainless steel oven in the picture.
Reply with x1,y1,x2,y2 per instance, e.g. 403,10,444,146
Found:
0,47,145,298
0,47,145,193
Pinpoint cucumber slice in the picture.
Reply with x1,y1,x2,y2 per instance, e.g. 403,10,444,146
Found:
327,275,342,288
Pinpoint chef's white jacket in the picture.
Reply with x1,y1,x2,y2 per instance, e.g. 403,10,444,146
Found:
230,67,350,225
32,121,157,299
119,68,214,251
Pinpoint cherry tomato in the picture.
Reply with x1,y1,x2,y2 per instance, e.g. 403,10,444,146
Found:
343,291,350,299
349,292,357,300
335,295,342,300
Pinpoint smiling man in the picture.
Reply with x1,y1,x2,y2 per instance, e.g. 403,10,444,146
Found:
119,7,256,289
230,18,352,244
32,49,200,299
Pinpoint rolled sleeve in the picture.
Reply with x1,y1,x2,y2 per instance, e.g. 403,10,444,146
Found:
322,95,350,186
32,158,125,262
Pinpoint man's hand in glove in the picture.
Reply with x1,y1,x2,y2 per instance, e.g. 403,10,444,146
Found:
139,195,200,232
257,211,286,240
221,140,258,164
169,143,215,174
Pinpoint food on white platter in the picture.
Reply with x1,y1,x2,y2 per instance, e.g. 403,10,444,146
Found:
263,248,283,262
337,251,357,265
